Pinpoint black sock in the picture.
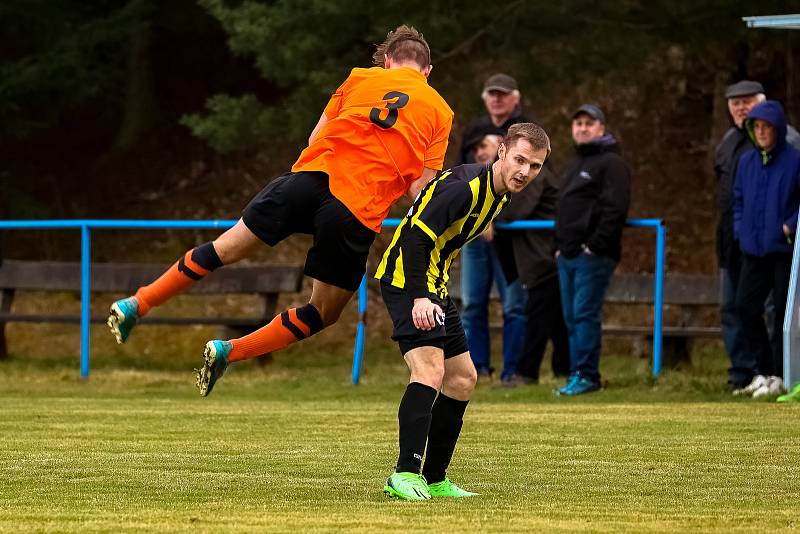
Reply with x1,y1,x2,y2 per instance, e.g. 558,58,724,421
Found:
395,382,438,474
421,393,469,484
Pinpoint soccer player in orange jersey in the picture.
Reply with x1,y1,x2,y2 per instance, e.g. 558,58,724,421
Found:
106,25,454,396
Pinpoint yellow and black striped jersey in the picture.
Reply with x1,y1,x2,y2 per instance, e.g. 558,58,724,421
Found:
375,162,510,298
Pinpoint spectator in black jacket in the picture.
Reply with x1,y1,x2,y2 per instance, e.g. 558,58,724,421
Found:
497,164,570,386
714,80,800,391
457,74,530,383
554,104,631,396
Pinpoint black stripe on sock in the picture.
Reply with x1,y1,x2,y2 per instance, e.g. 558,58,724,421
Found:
191,242,224,271
281,311,307,340
296,303,324,335
177,256,203,280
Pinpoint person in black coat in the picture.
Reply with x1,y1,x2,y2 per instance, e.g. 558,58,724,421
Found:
496,164,570,386
554,104,631,396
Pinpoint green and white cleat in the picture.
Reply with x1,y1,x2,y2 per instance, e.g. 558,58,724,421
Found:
383,472,431,501
107,297,140,344
195,340,232,397
427,478,479,497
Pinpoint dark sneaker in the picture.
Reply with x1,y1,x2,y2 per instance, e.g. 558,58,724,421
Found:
195,340,232,397
500,374,538,388
107,297,140,344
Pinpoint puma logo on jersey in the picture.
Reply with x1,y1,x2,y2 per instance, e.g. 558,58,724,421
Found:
435,312,445,326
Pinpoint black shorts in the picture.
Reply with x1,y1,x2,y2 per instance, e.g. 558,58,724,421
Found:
242,171,376,292
380,281,469,359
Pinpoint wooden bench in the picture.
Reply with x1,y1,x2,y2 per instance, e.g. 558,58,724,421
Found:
0,260,305,359
448,271,721,364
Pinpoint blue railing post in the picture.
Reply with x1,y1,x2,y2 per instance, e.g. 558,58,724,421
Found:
652,221,666,376
80,224,91,379
351,275,369,384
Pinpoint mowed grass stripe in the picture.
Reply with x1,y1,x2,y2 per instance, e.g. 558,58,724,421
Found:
1,389,799,532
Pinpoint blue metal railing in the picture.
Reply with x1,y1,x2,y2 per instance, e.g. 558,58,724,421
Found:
0,219,239,378
0,218,665,382
350,218,667,383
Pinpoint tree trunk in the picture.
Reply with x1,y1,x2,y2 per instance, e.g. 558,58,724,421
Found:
112,0,157,152
786,30,797,128
707,70,731,169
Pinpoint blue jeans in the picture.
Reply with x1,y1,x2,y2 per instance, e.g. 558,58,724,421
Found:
460,239,527,379
557,252,617,382
720,267,757,386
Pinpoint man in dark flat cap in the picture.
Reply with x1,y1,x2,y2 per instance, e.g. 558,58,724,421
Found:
456,74,531,384
714,80,800,392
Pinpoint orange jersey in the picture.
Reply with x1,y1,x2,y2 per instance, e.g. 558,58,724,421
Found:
292,67,454,232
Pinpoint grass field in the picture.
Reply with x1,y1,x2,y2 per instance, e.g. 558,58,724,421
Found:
2,331,800,532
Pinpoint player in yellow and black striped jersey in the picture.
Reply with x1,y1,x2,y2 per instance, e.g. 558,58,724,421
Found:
376,163,509,300
377,123,551,498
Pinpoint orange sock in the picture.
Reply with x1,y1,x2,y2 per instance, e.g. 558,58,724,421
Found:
229,304,325,362
134,243,223,316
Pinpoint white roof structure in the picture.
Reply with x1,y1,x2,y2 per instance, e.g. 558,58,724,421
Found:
742,14,800,29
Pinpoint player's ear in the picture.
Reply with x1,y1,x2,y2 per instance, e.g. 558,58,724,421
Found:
422,64,433,77
497,143,506,161
384,54,391,68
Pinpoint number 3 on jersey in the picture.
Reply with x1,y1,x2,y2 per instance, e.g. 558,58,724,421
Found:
370,91,409,129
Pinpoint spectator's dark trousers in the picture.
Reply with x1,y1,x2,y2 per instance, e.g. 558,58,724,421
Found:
557,252,616,382
516,276,570,381
461,238,527,379
735,252,792,379
720,261,758,387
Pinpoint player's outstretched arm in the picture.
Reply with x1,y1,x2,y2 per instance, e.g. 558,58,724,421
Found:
406,167,438,201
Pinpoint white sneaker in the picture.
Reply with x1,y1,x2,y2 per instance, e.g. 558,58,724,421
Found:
768,376,786,396
733,375,767,396
753,376,786,398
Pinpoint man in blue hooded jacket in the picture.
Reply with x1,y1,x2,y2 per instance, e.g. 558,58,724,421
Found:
734,100,800,398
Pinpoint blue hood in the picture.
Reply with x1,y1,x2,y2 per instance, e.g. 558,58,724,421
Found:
745,100,788,164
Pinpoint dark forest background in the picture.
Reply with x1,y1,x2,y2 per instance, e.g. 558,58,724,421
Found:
1,0,799,274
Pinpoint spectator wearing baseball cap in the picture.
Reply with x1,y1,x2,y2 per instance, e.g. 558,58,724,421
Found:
713,80,800,392
458,73,528,164
554,104,631,396
457,73,531,385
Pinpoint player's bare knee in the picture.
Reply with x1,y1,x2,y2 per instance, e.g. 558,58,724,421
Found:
446,369,476,397
411,360,445,390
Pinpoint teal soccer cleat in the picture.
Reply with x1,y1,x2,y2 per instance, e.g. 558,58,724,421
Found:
383,472,431,501
195,340,232,397
107,297,140,344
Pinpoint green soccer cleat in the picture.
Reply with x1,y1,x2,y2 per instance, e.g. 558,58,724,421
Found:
195,340,232,397
107,297,140,344
777,383,800,403
383,472,431,501
427,478,479,497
